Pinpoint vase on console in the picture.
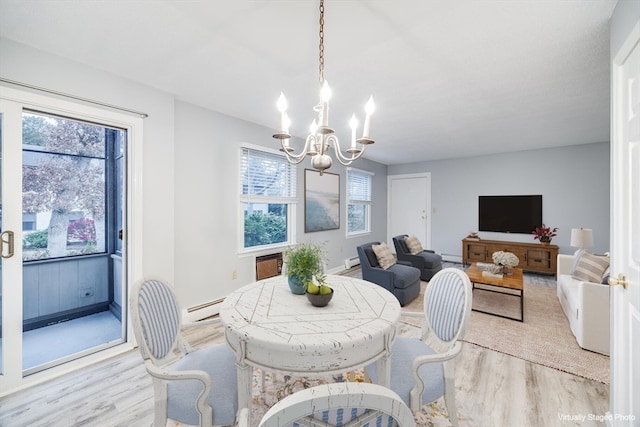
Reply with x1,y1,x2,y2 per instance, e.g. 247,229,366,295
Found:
539,236,551,246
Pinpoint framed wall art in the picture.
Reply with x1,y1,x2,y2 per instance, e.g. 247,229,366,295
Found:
304,169,340,232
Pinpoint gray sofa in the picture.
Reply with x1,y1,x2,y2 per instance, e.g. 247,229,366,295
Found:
356,242,421,306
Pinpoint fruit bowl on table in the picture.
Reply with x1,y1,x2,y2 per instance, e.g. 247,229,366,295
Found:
305,285,334,307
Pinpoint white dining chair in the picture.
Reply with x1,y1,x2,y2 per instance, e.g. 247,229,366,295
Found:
256,382,416,427
366,268,473,427
131,278,246,427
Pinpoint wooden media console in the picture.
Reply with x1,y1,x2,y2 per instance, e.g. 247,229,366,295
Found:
462,238,558,276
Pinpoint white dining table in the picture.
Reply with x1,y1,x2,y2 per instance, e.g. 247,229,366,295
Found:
219,274,401,411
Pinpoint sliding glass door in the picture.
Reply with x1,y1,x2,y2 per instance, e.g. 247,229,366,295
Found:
0,86,141,392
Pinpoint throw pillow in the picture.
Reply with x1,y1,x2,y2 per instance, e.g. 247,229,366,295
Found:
404,235,423,255
372,242,396,270
569,249,586,275
572,251,610,283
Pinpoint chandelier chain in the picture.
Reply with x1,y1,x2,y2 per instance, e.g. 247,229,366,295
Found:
318,0,325,84
273,0,374,173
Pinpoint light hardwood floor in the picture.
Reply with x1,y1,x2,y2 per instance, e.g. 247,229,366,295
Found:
0,267,610,427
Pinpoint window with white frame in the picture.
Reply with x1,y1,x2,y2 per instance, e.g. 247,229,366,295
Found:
347,168,373,235
240,145,296,250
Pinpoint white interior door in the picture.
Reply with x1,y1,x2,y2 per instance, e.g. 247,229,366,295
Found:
387,173,431,250
610,20,640,425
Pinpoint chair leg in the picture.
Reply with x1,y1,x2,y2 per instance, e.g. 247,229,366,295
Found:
152,380,169,427
443,376,459,427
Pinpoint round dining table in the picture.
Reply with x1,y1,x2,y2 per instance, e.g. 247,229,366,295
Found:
219,274,401,411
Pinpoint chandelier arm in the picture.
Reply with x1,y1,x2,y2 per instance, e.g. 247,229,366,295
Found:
280,135,317,164
325,135,365,166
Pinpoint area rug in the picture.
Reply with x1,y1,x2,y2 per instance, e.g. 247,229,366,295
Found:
402,280,610,384
168,368,474,427
250,370,475,427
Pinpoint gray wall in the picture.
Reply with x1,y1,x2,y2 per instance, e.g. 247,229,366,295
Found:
611,0,640,60
174,100,388,305
388,142,610,258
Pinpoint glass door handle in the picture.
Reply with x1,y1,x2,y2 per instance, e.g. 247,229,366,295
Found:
1,230,14,258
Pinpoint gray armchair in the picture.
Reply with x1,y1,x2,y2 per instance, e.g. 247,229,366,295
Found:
393,235,443,281
357,242,421,306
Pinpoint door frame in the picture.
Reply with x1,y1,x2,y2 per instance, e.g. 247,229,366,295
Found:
0,85,144,395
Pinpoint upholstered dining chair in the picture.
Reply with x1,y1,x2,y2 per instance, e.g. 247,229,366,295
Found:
366,268,472,427
131,278,245,427
255,382,416,427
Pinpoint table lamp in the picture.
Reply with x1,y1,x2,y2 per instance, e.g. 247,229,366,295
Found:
570,228,594,256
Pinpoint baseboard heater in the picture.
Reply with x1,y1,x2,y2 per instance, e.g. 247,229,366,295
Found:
344,256,360,269
184,298,225,323
441,253,463,263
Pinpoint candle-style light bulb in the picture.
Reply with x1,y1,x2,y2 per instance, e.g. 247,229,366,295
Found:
349,114,358,148
321,81,332,102
320,81,331,126
277,93,288,132
309,119,318,135
362,96,375,139
283,112,290,134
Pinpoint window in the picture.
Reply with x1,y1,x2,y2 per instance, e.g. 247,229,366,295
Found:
347,168,373,235
240,145,296,250
21,111,124,261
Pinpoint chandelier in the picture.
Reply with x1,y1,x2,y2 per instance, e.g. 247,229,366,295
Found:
272,0,375,174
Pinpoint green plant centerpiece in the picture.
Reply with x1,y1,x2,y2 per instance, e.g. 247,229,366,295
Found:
283,241,326,295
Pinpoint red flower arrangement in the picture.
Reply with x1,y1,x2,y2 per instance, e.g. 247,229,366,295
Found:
532,224,558,242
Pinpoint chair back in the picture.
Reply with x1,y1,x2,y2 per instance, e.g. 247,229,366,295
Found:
357,242,381,270
258,382,416,427
423,268,472,347
131,278,181,361
392,235,410,256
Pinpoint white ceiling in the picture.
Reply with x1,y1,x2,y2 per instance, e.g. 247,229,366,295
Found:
0,0,617,165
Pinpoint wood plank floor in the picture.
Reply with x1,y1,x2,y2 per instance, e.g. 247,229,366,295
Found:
0,267,610,427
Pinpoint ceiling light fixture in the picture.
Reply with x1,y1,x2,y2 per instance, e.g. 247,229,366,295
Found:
273,0,375,174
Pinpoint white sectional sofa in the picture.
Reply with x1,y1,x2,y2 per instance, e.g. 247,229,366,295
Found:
556,254,610,355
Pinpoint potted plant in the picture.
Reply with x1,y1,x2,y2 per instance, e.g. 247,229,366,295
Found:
283,242,326,294
532,224,558,245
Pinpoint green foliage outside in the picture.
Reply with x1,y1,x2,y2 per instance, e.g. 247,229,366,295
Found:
23,230,48,249
244,212,287,248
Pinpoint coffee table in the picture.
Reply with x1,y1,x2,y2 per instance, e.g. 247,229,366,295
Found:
465,262,524,322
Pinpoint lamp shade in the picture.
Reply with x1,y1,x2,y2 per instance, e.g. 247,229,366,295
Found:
570,228,594,248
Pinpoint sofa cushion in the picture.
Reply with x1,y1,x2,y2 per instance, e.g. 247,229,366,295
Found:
386,264,421,289
372,242,396,270
404,235,423,254
572,251,610,283
418,251,443,269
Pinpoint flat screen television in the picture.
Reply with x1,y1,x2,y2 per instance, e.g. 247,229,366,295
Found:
478,195,542,234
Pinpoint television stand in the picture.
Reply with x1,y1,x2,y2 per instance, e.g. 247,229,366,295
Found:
462,238,558,276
